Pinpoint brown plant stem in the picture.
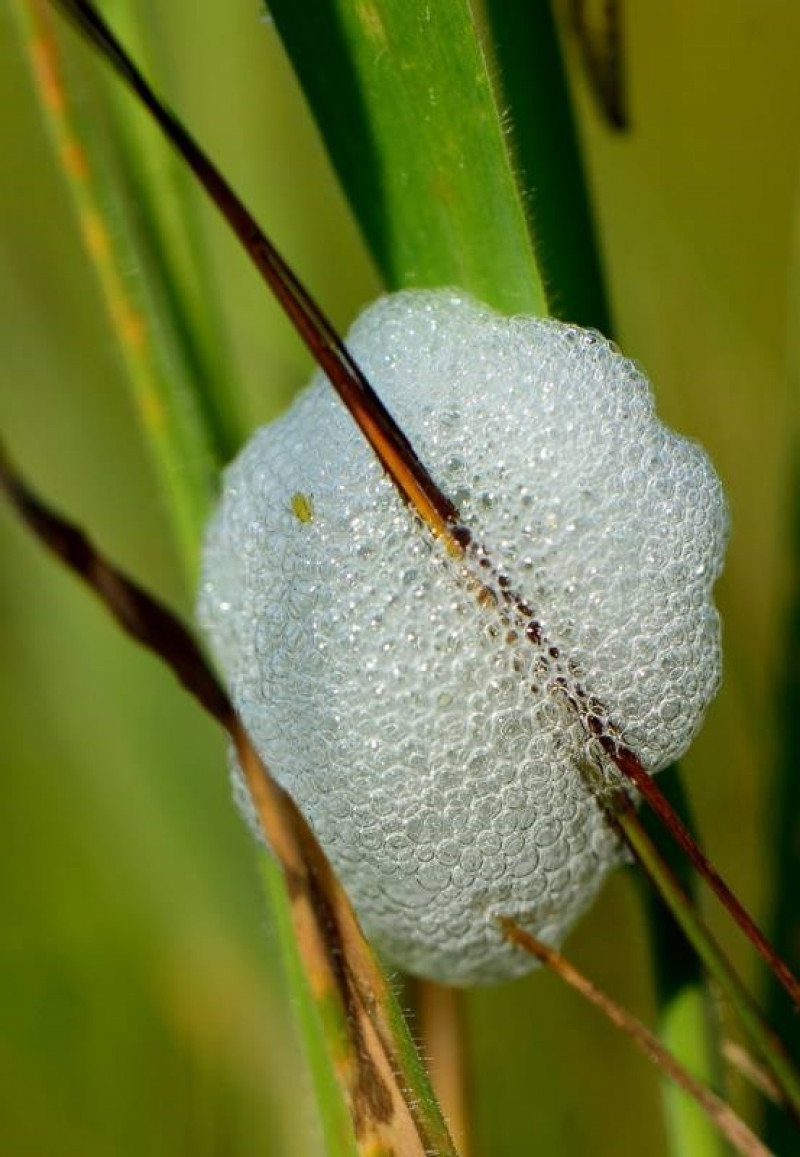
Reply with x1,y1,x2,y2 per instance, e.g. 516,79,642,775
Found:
609,744,800,1009
0,447,458,1157
723,1040,782,1106
47,0,800,1015
498,918,773,1157
414,980,474,1157
608,790,800,1124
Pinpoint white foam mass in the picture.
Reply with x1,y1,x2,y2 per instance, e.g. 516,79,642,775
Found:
199,290,728,985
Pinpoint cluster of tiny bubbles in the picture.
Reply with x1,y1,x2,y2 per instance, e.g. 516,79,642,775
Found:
198,289,729,986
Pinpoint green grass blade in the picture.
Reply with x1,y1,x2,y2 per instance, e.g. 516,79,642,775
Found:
265,6,742,1152
12,0,220,573
638,767,725,1157
267,0,547,316
482,0,610,330
260,858,358,1157
92,0,244,463
14,5,354,1149
485,12,727,1145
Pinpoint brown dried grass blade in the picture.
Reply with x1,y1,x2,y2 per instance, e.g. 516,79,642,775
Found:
723,1040,783,1106
606,790,800,1124
499,918,773,1157
0,447,458,1157
610,745,800,1009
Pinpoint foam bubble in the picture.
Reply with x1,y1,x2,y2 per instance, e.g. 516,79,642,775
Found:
198,290,728,985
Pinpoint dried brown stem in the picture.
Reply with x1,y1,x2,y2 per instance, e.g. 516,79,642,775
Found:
724,1040,783,1106
605,789,800,1123
414,980,474,1157
499,918,773,1157
609,744,800,1009
0,447,457,1157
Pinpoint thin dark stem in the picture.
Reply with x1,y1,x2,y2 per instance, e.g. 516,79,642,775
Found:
608,790,800,1123
609,744,800,1008
0,447,229,724
498,918,772,1157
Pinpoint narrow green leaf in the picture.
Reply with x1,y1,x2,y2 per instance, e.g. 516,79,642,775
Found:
260,858,358,1157
12,0,220,572
265,8,751,1154
267,0,547,316
94,0,245,463
14,5,356,1149
36,4,460,1151
482,0,611,330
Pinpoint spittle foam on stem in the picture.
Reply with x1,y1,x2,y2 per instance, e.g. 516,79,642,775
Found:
199,290,728,985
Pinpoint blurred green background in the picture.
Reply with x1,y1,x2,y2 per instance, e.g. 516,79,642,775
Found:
1,2,799,1154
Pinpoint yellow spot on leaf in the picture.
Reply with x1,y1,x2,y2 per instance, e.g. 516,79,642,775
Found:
31,37,64,114
82,211,110,261
354,0,388,45
61,139,88,180
117,302,148,353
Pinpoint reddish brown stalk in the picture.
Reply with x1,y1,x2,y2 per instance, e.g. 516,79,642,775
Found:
47,0,800,1010
608,743,800,1008
499,918,773,1157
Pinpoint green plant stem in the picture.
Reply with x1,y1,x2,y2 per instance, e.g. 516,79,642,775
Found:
658,987,725,1155
415,980,473,1156
615,793,800,1125
260,858,358,1157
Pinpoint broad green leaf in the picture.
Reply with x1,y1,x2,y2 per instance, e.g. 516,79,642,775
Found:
267,0,547,316
482,0,610,330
